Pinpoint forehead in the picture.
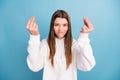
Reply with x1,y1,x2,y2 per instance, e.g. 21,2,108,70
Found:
54,18,68,24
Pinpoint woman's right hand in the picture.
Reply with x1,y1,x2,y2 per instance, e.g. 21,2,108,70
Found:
26,16,40,36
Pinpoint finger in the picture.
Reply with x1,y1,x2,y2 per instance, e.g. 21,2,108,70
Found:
35,23,39,33
32,23,39,35
34,23,38,29
32,22,37,30
33,22,37,29
83,26,88,32
26,19,31,29
30,16,35,28
81,25,87,33
83,25,87,29
84,17,93,29
84,25,89,32
32,22,38,32
26,17,34,29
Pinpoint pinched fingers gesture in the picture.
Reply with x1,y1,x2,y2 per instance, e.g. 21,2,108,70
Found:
81,17,94,33
26,16,39,35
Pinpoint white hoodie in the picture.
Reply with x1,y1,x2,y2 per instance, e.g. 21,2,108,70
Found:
26,32,96,80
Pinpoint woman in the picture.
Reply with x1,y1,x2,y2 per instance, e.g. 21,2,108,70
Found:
26,10,96,80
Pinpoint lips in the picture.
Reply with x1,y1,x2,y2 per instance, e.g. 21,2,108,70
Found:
58,32,64,34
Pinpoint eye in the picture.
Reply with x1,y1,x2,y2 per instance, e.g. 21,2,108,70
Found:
54,23,59,26
63,24,68,27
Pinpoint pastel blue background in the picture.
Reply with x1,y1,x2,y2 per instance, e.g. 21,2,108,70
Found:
0,0,120,80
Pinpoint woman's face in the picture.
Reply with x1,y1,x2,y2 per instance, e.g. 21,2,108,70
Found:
54,18,68,39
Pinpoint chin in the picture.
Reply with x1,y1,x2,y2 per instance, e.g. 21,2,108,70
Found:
58,36,64,39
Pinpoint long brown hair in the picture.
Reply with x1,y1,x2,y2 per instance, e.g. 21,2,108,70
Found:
48,10,72,69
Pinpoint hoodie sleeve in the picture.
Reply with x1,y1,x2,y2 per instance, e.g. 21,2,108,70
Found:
73,32,96,71
26,35,47,72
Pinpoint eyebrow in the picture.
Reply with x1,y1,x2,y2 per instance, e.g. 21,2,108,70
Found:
54,22,68,24
63,23,68,25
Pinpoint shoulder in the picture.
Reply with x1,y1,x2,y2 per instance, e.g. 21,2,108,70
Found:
41,38,47,42
72,38,77,44
41,38,48,45
72,38,77,48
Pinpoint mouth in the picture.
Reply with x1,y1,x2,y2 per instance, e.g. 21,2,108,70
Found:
59,32,64,34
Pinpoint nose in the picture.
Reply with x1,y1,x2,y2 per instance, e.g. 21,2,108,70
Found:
58,26,63,32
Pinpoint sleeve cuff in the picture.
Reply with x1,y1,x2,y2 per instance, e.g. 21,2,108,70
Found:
79,32,89,39
28,34,40,45
30,34,40,41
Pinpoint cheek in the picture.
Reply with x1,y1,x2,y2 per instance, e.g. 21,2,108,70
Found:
54,26,58,33
64,27,68,32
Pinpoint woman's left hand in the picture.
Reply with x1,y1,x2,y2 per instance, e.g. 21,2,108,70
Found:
81,17,94,33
